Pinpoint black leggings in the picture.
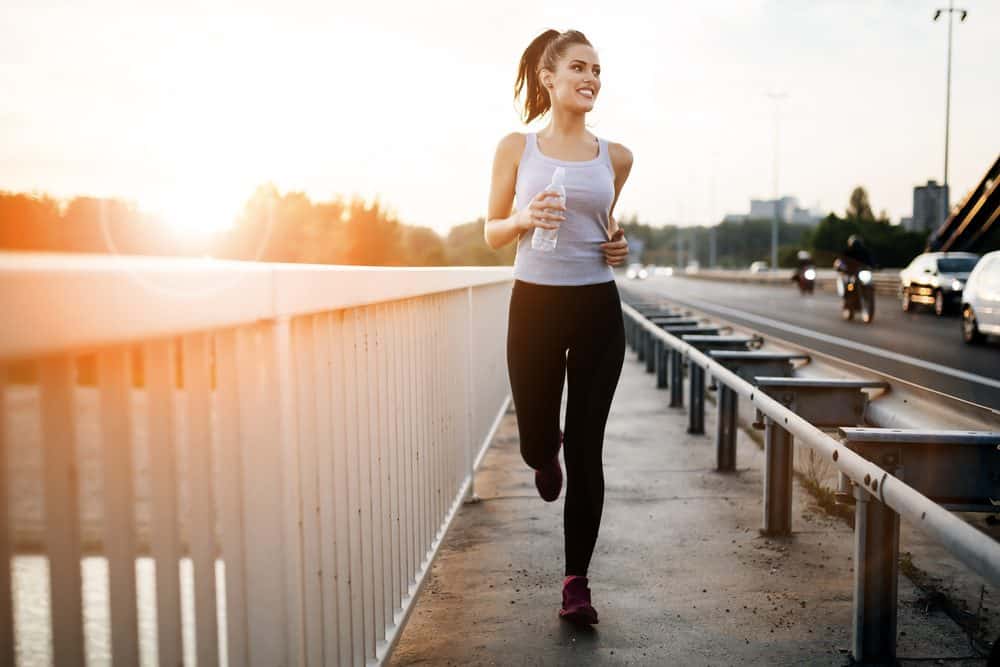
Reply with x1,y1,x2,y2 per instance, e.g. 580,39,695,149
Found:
506,279,626,577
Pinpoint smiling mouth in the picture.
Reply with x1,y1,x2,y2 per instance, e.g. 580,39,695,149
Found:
577,89,595,99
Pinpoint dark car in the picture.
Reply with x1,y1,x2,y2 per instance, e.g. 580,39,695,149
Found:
899,252,980,316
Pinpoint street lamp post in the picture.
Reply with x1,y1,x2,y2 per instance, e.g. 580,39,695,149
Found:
934,1,968,206
766,91,787,270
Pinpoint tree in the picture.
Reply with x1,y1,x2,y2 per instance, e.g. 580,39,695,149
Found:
846,186,875,222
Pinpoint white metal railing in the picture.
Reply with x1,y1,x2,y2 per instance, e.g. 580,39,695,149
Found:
0,252,513,666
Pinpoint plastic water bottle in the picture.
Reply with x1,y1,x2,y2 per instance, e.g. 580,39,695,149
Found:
531,166,566,252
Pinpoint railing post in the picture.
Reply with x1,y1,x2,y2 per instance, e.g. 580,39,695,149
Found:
852,481,900,665
0,369,11,667
270,317,306,665
762,417,794,535
637,328,646,362
669,349,684,407
716,385,738,471
655,338,668,389
687,361,705,434
40,356,85,667
645,331,656,373
464,287,481,504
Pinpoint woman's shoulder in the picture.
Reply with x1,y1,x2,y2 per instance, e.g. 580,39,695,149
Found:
496,132,528,155
605,140,634,171
494,132,529,169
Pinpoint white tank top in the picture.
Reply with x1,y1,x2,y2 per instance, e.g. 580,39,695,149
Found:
512,132,616,286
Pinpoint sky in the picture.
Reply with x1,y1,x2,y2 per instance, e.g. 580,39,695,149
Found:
1,0,998,236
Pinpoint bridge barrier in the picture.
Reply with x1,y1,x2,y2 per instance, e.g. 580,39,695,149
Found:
0,252,513,666
620,286,1000,665
663,268,901,297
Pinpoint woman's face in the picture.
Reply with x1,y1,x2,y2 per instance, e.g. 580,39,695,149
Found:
542,43,601,114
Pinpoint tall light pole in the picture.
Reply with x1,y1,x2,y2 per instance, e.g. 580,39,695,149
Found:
934,1,967,206
766,91,787,269
709,151,718,267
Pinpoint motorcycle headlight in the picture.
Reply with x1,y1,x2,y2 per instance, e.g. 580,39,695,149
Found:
639,269,648,279
951,279,964,291
627,269,637,279
858,270,873,284
804,269,816,280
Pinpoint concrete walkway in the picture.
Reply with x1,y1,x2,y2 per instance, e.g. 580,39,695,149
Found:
389,346,987,666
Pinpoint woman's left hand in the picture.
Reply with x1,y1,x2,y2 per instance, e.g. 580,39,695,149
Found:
600,229,629,266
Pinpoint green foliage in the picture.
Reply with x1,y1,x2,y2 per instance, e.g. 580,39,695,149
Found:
846,186,875,222
2,183,946,270
809,212,925,268
444,219,515,266
0,191,200,256
0,187,518,267
621,217,812,268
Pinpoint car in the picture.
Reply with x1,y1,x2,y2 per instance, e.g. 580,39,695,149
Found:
749,261,770,273
684,260,700,274
900,252,980,316
626,263,648,280
961,250,1000,344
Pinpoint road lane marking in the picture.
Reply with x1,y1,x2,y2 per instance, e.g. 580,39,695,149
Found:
659,292,1000,391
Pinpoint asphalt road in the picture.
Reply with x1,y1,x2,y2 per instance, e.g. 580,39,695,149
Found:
622,275,1000,410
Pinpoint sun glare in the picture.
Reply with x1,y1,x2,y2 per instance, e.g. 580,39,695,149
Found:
160,197,238,238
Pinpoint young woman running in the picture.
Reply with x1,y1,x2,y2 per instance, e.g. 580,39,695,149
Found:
483,28,633,626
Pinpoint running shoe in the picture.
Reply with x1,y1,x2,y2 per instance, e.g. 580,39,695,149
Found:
559,575,599,625
534,430,563,502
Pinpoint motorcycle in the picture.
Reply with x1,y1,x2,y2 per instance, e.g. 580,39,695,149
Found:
794,265,817,294
835,258,875,323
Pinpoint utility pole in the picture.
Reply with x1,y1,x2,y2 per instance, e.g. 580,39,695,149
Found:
709,151,718,267
766,91,787,269
934,1,967,209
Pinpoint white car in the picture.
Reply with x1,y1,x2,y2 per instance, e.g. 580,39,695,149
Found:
900,251,980,316
749,261,770,273
626,263,648,280
961,250,1000,344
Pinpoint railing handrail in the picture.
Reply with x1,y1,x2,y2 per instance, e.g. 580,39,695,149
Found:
622,301,1000,588
0,252,513,361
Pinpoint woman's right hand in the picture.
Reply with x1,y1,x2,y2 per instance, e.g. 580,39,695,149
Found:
517,190,566,232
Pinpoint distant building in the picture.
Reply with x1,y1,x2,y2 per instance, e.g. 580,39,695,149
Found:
903,180,950,233
723,196,822,226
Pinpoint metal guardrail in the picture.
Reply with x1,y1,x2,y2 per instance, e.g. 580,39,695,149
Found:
674,268,901,297
619,290,1000,665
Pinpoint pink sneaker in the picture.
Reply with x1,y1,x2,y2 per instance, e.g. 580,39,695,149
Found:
559,575,599,625
534,431,563,502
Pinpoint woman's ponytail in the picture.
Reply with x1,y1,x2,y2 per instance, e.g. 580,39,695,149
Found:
514,29,592,124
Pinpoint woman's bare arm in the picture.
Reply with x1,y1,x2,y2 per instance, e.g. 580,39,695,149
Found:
484,133,528,250
607,141,634,237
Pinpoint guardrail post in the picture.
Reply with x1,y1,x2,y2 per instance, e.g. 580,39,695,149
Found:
852,481,899,665
687,361,705,434
762,417,793,535
669,349,683,407
716,385,738,471
645,332,656,373
637,328,646,363
655,338,668,389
